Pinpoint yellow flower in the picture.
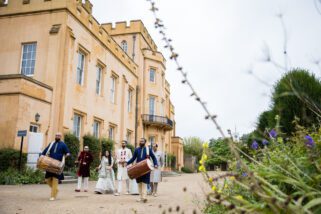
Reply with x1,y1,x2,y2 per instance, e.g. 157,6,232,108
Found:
198,165,205,172
224,184,228,189
229,176,235,181
208,177,213,183
235,195,243,200
217,189,222,194
202,154,208,161
199,160,203,165
211,185,216,191
203,143,209,149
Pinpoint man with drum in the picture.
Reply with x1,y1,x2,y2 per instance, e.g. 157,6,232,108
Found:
114,140,132,196
127,138,158,203
41,133,70,201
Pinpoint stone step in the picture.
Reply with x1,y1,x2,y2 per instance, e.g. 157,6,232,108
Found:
61,178,78,184
64,175,75,180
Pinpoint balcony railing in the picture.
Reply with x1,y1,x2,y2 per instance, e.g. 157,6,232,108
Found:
141,114,173,130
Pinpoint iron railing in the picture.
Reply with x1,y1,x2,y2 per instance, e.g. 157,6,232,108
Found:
141,114,173,129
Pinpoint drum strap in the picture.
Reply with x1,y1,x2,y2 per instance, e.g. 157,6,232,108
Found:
46,141,55,156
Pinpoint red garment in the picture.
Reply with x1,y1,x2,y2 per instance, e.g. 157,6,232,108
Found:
77,151,93,177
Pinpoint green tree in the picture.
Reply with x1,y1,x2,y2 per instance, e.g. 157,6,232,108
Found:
257,110,275,133
83,134,100,168
272,69,321,134
206,138,231,166
183,137,204,161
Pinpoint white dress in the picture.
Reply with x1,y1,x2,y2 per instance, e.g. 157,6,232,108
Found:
116,148,132,180
95,156,115,194
150,151,164,183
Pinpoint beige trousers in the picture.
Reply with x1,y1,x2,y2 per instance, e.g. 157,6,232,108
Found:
138,183,147,200
46,177,59,198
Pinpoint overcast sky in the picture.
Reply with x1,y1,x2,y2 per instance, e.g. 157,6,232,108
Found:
91,0,321,141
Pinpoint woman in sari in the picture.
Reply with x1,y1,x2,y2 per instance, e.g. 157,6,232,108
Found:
95,150,115,194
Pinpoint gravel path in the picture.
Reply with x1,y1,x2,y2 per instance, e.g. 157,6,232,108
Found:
0,173,209,214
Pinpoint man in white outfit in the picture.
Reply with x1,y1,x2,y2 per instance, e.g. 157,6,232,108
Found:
114,141,132,196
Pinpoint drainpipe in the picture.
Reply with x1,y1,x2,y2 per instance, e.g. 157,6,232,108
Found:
134,85,139,147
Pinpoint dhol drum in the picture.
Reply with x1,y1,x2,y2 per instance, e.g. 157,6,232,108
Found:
127,159,154,180
37,155,65,175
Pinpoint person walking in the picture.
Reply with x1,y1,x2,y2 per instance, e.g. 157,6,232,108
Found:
95,150,116,194
75,146,93,192
114,141,132,196
127,138,158,203
150,144,164,196
41,133,70,201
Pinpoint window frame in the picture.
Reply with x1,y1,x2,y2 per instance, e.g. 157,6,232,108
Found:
29,123,40,133
93,120,100,138
76,51,85,85
73,113,82,139
20,42,37,77
127,88,133,113
149,95,156,115
96,65,102,95
149,68,156,83
121,40,128,53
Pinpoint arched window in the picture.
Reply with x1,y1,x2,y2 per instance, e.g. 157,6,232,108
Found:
121,40,128,53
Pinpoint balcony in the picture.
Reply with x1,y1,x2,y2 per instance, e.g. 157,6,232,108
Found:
141,114,173,131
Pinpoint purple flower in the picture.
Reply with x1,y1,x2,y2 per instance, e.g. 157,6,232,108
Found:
242,172,248,177
262,139,269,146
305,135,315,148
251,140,259,150
269,129,277,138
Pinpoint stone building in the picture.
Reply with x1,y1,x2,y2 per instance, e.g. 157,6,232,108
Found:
0,0,183,170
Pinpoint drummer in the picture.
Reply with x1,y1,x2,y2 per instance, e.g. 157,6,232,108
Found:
41,132,70,201
127,138,158,203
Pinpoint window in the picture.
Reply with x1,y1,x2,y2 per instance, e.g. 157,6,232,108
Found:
149,68,156,83
110,76,116,103
73,113,82,139
127,89,133,113
149,136,155,147
160,99,165,116
126,130,132,144
29,124,39,133
93,120,100,138
76,51,85,85
96,66,102,95
121,40,128,53
149,96,155,115
21,43,37,76
108,126,115,140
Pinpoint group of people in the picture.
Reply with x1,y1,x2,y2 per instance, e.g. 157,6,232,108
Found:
41,133,164,203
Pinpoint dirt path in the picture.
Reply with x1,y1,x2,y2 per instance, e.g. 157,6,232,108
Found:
0,173,209,214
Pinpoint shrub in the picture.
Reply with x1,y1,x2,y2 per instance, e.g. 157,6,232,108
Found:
83,134,100,168
101,138,115,154
207,138,231,166
0,167,44,185
181,166,193,173
64,133,80,171
167,153,176,170
0,148,27,171
126,143,135,154
183,137,203,161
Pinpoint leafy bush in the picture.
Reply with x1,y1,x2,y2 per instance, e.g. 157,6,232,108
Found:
181,166,193,173
0,148,27,171
64,133,80,171
207,138,231,166
167,153,176,170
126,143,135,154
101,138,115,154
83,134,100,168
0,167,44,185
183,137,204,161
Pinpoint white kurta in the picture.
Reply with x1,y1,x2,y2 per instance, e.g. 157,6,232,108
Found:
116,148,132,180
150,150,164,183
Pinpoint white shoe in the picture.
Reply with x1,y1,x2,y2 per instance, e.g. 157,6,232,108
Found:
114,193,120,196
136,198,142,202
154,193,158,197
49,197,55,201
125,191,130,195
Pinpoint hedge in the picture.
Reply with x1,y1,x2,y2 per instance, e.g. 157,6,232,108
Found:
0,148,27,171
83,134,100,168
64,133,80,171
